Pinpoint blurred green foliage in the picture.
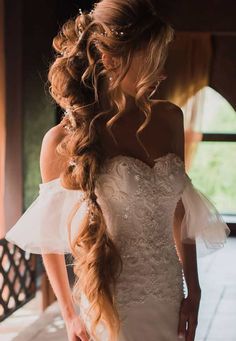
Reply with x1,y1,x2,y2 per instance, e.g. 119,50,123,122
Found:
188,87,236,214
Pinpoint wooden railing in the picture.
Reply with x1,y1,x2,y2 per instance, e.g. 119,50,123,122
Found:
0,238,36,322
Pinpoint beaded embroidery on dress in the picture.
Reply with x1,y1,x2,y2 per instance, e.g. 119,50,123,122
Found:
95,153,186,319
5,152,230,341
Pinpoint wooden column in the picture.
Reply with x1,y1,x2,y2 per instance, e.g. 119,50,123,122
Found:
4,0,23,233
0,0,6,237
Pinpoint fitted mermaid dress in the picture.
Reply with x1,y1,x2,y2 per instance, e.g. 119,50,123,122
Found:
5,152,230,341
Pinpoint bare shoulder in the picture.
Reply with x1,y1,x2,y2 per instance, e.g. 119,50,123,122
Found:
41,122,67,148
151,100,183,123
150,100,185,161
40,123,68,182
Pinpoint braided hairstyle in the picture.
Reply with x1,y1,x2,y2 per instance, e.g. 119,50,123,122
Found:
47,0,174,340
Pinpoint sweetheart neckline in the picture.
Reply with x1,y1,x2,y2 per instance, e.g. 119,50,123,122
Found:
104,152,183,171
39,152,184,187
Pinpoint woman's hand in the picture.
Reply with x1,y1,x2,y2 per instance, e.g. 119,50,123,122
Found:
65,314,90,341
178,289,201,341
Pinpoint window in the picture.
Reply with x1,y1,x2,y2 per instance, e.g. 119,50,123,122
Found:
186,86,236,216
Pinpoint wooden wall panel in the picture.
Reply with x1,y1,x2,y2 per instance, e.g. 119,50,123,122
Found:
0,0,6,236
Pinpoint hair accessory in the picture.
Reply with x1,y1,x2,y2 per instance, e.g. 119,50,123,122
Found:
79,6,95,19
110,27,125,37
89,2,98,17
75,7,95,46
60,3,128,57
64,108,77,129
86,198,97,226
89,209,96,226
89,8,95,17
92,25,128,39
69,159,77,167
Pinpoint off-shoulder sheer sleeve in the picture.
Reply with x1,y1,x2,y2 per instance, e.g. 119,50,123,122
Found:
4,178,88,254
180,172,231,257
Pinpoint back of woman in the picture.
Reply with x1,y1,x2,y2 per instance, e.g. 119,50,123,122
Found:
5,1,230,341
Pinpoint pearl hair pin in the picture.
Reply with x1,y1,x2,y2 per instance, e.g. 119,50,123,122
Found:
68,158,77,167
60,3,160,57
78,6,127,39
60,5,131,57
64,108,77,129
63,107,87,133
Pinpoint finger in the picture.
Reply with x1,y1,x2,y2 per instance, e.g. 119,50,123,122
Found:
73,323,89,341
73,334,85,341
80,329,90,341
186,315,198,341
73,331,84,341
178,310,187,338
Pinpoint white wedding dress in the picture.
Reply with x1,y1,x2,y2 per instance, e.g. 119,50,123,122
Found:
5,152,230,341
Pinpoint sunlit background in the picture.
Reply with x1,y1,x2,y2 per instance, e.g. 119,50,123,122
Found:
188,86,236,215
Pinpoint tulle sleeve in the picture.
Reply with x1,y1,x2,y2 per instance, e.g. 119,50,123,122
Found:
4,178,88,254
180,173,231,257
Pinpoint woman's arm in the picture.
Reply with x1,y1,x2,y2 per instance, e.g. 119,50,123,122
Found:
171,106,201,294
39,124,76,321
40,125,90,341
41,253,76,320
171,107,201,340
173,199,201,294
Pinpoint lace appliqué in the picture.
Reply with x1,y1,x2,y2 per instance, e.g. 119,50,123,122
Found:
95,153,187,321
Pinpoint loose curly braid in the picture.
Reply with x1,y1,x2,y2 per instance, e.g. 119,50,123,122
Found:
46,0,175,340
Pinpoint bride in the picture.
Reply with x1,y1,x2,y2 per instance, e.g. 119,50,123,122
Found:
5,0,230,340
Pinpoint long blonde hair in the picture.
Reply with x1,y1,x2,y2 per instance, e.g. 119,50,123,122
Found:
47,0,174,340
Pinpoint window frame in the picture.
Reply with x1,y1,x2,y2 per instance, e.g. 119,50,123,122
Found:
201,131,236,234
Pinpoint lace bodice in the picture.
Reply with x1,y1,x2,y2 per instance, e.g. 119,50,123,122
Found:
91,153,187,319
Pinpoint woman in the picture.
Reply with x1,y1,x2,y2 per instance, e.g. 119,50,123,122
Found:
5,0,230,340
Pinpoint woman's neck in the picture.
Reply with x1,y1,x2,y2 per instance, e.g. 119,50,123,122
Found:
99,90,145,121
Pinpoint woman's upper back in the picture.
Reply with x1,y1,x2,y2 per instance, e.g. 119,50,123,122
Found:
40,99,184,183
98,99,184,166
